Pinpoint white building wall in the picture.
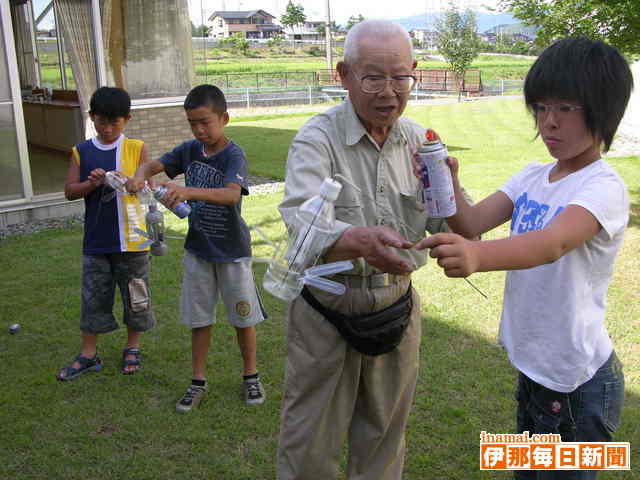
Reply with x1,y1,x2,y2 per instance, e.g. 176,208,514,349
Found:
618,60,639,138
610,60,640,157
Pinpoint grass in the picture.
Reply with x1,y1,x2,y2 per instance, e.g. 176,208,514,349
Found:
1,97,638,479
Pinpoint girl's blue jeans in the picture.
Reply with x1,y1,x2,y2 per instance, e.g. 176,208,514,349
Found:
513,351,624,480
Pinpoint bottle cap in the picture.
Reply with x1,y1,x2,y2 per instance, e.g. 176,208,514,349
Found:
425,130,437,142
319,178,342,201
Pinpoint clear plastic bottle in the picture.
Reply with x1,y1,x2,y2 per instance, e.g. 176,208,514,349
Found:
263,177,345,301
145,203,169,256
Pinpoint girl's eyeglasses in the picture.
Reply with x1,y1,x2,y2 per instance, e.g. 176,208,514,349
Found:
532,103,584,115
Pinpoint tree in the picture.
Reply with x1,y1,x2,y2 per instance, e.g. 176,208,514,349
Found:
280,0,306,51
346,14,365,31
436,4,481,101
191,22,210,37
267,33,285,49
230,32,250,55
499,0,640,55
315,21,338,35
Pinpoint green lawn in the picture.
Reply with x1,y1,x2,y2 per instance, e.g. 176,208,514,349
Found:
1,97,637,479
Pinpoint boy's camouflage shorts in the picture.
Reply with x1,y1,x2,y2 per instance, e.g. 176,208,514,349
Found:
80,252,156,334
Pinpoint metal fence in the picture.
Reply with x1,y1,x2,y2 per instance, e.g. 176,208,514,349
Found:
482,79,525,96
222,86,344,109
188,73,526,110
219,85,472,110
197,69,490,94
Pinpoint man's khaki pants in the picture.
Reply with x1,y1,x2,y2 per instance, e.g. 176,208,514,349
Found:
277,278,422,480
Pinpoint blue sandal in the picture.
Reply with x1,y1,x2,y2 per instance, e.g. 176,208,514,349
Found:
56,354,103,381
122,347,142,375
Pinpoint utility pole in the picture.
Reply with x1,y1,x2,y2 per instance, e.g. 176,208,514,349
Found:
324,0,333,71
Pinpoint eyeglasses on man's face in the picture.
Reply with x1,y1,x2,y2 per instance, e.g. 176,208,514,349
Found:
532,103,584,116
357,74,417,94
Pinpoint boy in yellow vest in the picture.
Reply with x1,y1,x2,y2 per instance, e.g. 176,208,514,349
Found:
57,87,156,380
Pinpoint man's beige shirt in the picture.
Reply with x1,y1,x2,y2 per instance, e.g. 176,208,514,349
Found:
279,99,450,276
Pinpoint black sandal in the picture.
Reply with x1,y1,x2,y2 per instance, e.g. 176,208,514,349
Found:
122,347,142,375
56,354,103,381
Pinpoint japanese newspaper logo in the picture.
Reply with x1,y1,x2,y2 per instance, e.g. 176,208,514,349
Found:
480,431,630,470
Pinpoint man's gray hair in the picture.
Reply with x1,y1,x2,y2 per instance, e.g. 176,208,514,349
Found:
343,19,415,66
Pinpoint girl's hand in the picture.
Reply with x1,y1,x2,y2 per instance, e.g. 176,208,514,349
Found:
414,232,480,278
412,153,460,183
445,155,459,179
411,128,442,180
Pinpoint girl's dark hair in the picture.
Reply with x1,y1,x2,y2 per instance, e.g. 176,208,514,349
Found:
524,37,633,152
89,87,131,119
184,84,227,115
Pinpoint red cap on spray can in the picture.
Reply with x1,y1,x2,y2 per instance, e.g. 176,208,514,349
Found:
425,129,436,142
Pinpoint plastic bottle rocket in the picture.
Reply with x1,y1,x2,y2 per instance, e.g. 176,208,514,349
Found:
263,177,353,302
140,203,169,256
104,171,169,256
104,170,190,219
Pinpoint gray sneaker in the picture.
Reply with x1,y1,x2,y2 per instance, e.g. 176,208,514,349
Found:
176,384,207,413
244,378,266,405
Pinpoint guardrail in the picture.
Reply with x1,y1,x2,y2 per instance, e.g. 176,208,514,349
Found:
195,68,484,94
317,68,483,94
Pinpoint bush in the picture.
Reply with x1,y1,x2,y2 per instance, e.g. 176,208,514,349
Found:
306,46,324,57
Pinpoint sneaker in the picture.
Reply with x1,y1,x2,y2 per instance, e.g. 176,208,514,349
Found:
244,377,266,405
176,384,207,413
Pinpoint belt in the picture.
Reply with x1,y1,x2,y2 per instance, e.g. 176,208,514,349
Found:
333,273,410,289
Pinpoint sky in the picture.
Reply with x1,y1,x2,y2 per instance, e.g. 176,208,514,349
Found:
188,0,503,26
32,0,502,31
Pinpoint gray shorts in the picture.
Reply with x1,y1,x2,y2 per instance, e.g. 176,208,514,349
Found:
180,251,267,329
80,252,156,334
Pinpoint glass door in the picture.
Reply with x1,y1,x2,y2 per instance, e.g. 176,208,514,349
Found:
0,1,31,204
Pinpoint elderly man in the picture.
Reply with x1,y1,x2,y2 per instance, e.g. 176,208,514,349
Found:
276,19,453,480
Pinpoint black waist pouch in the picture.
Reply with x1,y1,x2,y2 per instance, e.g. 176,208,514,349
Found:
300,284,413,356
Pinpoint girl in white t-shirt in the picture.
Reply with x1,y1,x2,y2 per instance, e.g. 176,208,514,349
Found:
417,37,633,479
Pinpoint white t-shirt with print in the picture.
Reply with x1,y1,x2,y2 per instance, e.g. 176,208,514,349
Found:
498,159,629,393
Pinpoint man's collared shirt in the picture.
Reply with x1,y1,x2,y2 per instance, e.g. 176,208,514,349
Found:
279,99,449,275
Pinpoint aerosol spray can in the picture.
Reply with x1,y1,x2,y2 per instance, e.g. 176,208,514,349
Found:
153,186,192,219
418,131,456,218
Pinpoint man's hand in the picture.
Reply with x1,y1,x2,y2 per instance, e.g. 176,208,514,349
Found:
414,232,479,278
87,168,106,187
332,226,416,275
126,177,147,193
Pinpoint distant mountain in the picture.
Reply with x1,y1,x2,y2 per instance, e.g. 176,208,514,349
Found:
393,10,522,34
485,23,538,38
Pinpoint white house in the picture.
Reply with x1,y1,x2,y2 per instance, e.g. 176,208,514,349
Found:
207,10,282,39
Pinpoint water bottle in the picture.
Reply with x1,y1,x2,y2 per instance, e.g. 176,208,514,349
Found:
153,185,191,219
263,177,351,302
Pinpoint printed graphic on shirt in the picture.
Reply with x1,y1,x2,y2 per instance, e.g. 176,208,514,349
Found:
187,160,231,240
511,192,565,234
236,300,251,317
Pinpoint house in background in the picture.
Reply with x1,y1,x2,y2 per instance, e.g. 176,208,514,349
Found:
207,10,282,39
409,29,439,49
283,20,325,42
